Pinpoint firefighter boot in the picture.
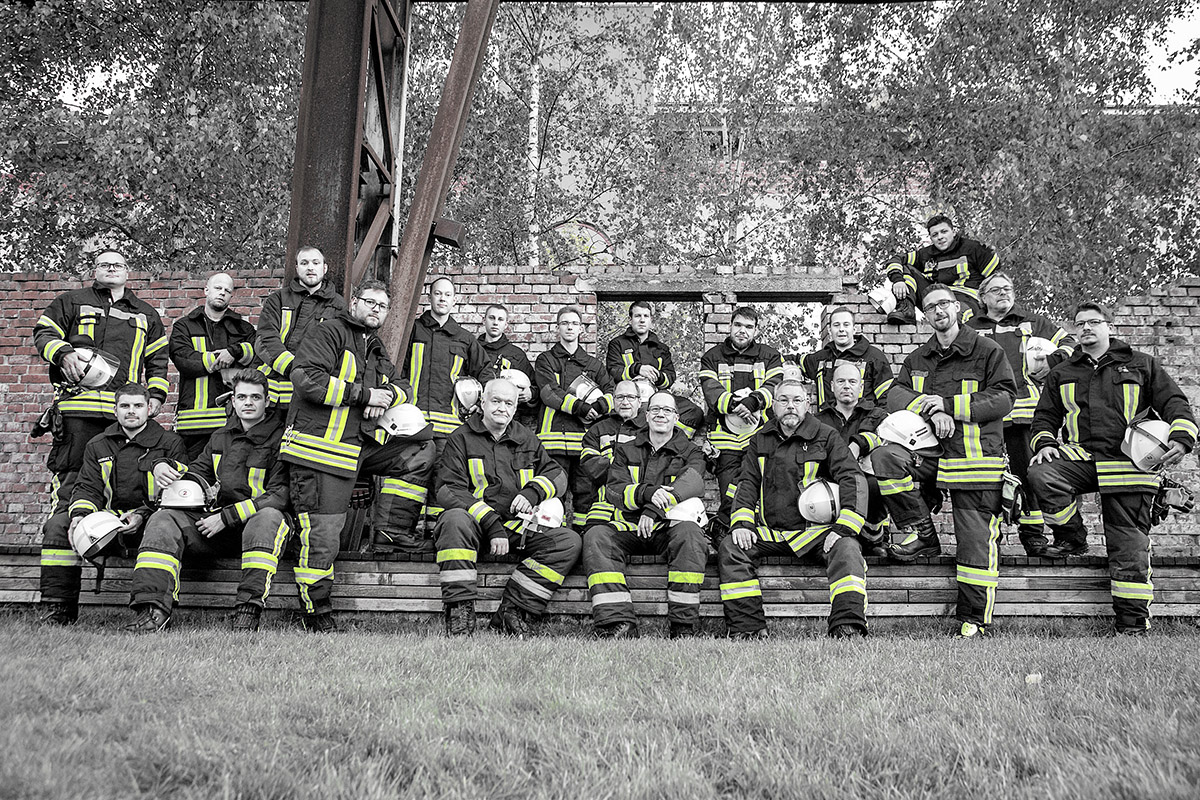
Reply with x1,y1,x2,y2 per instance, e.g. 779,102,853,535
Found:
489,595,532,638
888,517,940,563
444,602,477,636
37,600,78,626
125,605,171,634
230,603,262,632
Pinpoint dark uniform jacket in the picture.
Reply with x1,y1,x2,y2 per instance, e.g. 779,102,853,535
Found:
281,311,421,478
404,311,492,437
170,306,257,435
183,408,290,527
885,234,999,307
479,334,534,381
437,415,566,539
888,325,1016,489
1031,339,1197,494
69,419,187,518
699,338,784,452
605,328,676,390
798,334,894,410
966,306,1075,425
730,416,866,544
535,342,615,455
815,405,886,455
579,414,646,526
34,282,170,416
607,428,707,532
255,278,346,406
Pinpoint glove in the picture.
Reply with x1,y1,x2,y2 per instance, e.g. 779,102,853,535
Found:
739,393,762,413
822,524,855,554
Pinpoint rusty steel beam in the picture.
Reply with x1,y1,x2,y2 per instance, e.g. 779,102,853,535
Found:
379,0,501,358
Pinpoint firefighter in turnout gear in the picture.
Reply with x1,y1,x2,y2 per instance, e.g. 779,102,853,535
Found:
967,272,1076,555
279,281,435,632
585,391,708,639
33,250,170,511
435,378,581,637
875,284,1016,638
883,215,999,325
534,305,615,523
255,245,346,407
719,379,870,639
699,306,784,539
170,273,258,459
127,370,291,633
478,303,538,428
37,383,187,626
1028,301,1196,634
577,381,645,530
797,306,893,411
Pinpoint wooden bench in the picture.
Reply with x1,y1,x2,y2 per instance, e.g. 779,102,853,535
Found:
3,543,1199,619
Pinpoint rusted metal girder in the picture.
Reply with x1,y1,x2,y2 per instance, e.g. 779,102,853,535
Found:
379,0,502,358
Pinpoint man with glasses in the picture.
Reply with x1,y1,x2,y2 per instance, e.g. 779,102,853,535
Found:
584,391,708,638
1028,301,1195,634
967,272,1075,556
874,283,1016,638
882,214,999,325
577,380,645,530
797,305,893,411
279,281,435,632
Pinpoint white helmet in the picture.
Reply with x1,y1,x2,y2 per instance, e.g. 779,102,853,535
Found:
782,364,804,383
633,378,655,404
1121,419,1174,473
798,480,841,524
724,411,762,437
454,377,483,420
1024,337,1056,373
665,496,709,527
70,511,124,559
877,410,944,456
524,497,565,532
867,286,897,316
567,374,605,405
858,451,875,476
158,475,213,509
71,347,120,389
377,403,427,437
499,368,531,400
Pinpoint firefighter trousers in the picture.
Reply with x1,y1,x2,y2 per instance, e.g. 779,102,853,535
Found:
1027,458,1154,632
435,508,582,617
289,437,435,616
129,507,292,615
39,511,144,606
550,452,594,523
873,445,1001,626
583,521,707,629
1005,424,1048,548
717,532,867,635
713,448,747,533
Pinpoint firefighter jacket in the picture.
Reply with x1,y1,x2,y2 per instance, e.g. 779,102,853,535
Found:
169,306,257,435
69,419,187,518
888,324,1016,489
182,408,290,527
535,342,615,455
798,334,894,410
280,311,423,479
1030,339,1197,493
479,334,534,381
815,404,887,455
255,278,346,405
579,414,645,525
699,338,784,452
436,415,566,539
404,311,493,437
730,415,866,546
605,328,676,389
606,428,707,533
967,306,1075,425
884,234,999,306
33,282,169,417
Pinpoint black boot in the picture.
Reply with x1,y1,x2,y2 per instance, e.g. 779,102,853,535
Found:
37,600,78,626
888,518,940,562
886,296,917,326
489,595,532,638
444,602,477,636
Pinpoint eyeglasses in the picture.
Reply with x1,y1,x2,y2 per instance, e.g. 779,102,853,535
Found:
614,394,639,402
1075,318,1108,328
647,405,677,416
922,299,957,313
984,286,1013,295
356,297,390,311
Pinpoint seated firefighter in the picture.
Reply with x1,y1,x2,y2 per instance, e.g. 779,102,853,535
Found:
38,382,187,625
436,378,582,637
128,370,291,633
718,379,870,639
584,390,709,639
576,379,645,531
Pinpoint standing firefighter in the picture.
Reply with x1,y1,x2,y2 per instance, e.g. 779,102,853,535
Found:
584,391,709,639
719,379,870,639
279,280,435,632
128,370,291,633
1028,301,1196,634
436,378,581,637
875,283,1016,638
33,250,169,509
883,215,999,325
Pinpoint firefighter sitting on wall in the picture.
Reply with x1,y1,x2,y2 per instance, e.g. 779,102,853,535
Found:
576,380,645,531
882,214,999,326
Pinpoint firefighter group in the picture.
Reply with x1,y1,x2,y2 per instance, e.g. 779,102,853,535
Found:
31,215,1198,639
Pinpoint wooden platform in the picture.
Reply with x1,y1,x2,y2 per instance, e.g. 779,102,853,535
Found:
3,544,1199,619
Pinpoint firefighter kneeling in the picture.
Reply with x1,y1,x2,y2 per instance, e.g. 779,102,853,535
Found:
128,370,292,633
718,379,870,639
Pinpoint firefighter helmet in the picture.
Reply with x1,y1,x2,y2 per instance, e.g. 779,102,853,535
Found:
567,374,605,405
633,378,655,404
782,363,804,383
868,286,897,316
724,411,762,436
71,347,120,390
70,511,124,559
377,403,427,437
499,368,532,401
158,475,214,509
665,496,709,527
525,497,565,532
1121,419,1174,473
876,410,944,456
453,378,483,420
797,480,841,524
1024,337,1056,373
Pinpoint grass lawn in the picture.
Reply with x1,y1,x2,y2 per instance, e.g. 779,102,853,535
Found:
2,609,1198,800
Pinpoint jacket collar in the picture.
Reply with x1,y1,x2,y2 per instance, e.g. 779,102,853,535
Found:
762,414,822,442
620,327,661,346
184,305,246,325
1069,338,1132,366
419,309,465,337
972,305,1030,326
478,333,511,350
917,323,980,360
288,277,339,300
101,417,170,447
823,334,871,359
217,407,286,443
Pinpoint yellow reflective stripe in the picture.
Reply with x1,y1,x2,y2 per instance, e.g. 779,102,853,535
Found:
234,500,257,521
588,571,627,588
1122,381,1140,424
785,526,824,554
957,564,999,588
668,571,704,585
720,579,761,600
878,476,914,496
1095,461,1159,490
69,498,99,516
437,548,477,563
37,314,66,337
518,468,534,488
953,393,971,421
407,342,425,406
42,338,70,362
1044,500,1079,526
468,458,488,499
835,509,866,534
272,351,294,373
41,548,83,567
294,565,334,585
279,429,360,473
379,478,427,503
529,475,555,500
1112,580,1154,601
730,507,757,527
510,570,554,599
100,459,114,509
242,550,279,574
248,467,265,498
1170,418,1198,440
621,351,635,380
830,574,866,600
523,558,566,585
911,375,926,394
467,500,494,524
1060,383,1081,444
